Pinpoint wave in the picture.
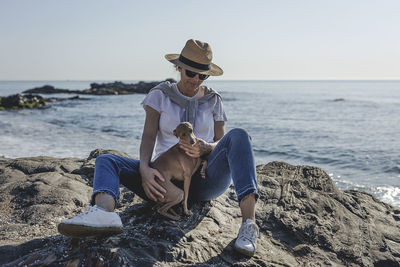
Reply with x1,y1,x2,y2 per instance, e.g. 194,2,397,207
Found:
254,148,350,166
334,179,400,207
376,186,400,207
220,97,236,102
49,119,67,127
101,127,128,138
383,165,400,174
0,121,12,128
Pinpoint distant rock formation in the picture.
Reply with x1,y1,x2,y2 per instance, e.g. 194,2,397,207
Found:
0,79,176,110
22,79,176,95
1,149,399,266
0,94,88,110
0,94,46,110
23,85,75,94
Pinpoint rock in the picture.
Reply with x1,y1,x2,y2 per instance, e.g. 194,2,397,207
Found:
1,79,176,110
0,94,88,110
0,94,46,110
22,79,177,95
0,151,399,266
44,95,90,102
23,85,74,94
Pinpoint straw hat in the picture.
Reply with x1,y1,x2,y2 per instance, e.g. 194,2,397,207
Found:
165,39,223,76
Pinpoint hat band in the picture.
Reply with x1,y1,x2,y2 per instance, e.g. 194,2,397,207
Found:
179,55,210,71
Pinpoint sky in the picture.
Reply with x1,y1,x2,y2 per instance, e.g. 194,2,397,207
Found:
0,0,399,81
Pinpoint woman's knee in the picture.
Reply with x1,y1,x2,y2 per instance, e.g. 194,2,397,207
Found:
94,154,119,169
227,128,251,142
95,154,117,167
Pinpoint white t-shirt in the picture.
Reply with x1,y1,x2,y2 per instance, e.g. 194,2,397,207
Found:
141,83,227,160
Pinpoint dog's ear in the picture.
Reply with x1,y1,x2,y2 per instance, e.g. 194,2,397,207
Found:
173,129,177,137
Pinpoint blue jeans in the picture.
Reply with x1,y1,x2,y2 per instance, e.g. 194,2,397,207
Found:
91,128,259,206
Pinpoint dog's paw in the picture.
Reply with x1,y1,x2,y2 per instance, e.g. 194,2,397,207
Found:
184,209,193,216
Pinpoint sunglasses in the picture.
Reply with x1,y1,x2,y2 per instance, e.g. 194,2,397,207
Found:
185,69,209,80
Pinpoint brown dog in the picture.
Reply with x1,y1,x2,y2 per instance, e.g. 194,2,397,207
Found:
151,122,207,220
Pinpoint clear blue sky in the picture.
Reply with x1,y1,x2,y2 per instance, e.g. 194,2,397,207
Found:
1,0,399,80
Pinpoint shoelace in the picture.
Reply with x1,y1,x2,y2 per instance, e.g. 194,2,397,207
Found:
239,222,259,244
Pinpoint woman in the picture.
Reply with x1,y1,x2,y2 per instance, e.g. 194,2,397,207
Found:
58,39,259,256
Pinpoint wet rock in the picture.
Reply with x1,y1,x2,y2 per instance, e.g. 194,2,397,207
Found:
45,95,90,102
0,94,46,110
0,94,89,110
0,151,399,266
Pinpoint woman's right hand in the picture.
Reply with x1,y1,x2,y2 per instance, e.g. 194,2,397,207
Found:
140,165,166,201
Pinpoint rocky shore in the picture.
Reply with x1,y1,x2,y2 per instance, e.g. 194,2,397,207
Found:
0,94,89,110
22,79,176,95
0,79,175,110
1,149,400,266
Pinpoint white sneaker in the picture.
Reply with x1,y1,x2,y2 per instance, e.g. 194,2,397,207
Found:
58,205,123,238
234,219,259,256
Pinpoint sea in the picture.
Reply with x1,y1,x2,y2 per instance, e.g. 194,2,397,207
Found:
1,80,399,207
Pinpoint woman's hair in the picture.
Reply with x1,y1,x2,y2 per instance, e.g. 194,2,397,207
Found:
173,64,181,80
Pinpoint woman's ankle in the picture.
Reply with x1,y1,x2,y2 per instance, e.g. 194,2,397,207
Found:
239,194,256,222
94,192,116,212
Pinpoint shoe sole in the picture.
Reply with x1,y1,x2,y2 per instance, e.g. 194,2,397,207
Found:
234,244,255,257
58,223,123,238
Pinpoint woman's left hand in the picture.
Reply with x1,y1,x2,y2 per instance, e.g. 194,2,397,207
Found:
179,138,211,158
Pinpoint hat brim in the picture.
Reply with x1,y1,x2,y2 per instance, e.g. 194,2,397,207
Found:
165,54,223,76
